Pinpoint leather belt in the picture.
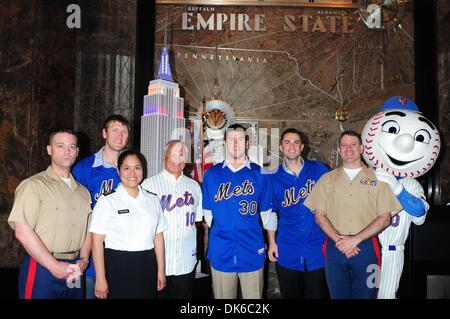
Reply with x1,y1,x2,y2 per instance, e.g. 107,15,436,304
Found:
52,250,80,260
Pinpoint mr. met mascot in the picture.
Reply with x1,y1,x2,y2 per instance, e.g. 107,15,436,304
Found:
361,96,441,299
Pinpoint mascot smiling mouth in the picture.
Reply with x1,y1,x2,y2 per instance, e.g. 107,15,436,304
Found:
378,144,424,166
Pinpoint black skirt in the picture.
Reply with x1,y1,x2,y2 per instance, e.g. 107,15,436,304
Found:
104,248,157,299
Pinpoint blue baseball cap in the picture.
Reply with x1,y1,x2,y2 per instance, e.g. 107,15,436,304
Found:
381,96,419,112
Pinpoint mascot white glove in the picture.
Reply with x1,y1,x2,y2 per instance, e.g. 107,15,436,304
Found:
374,168,404,196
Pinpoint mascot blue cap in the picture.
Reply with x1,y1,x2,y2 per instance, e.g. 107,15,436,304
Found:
381,96,419,112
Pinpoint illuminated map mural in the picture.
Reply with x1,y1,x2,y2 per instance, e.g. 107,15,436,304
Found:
154,0,415,169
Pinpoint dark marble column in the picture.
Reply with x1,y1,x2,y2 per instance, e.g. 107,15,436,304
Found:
0,0,35,268
74,0,138,157
0,1,34,217
30,0,78,173
437,0,450,204
0,0,78,267
0,0,142,267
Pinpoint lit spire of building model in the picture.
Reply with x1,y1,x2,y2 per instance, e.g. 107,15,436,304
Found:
141,14,185,177
157,18,173,82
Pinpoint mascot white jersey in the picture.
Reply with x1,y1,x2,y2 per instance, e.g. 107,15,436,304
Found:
361,96,441,299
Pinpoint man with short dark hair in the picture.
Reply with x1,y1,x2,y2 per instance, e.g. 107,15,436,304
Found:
202,124,277,299
9,129,92,299
304,130,402,299
72,114,130,299
268,128,329,299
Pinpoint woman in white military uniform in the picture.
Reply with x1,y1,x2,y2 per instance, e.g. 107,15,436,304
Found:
90,150,168,299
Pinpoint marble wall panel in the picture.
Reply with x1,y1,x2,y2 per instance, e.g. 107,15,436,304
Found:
74,0,138,156
0,0,78,267
0,0,35,267
437,0,450,204
0,0,139,267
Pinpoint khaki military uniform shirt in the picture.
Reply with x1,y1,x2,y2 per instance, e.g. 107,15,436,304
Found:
304,165,402,235
8,166,92,253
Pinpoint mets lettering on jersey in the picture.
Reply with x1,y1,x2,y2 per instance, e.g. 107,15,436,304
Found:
96,179,114,201
214,180,259,216
281,178,315,207
141,170,203,276
161,192,195,211
271,160,328,271
214,180,255,201
202,161,277,273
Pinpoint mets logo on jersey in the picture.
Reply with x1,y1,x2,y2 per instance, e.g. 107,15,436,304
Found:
214,180,255,201
95,179,114,200
160,192,195,212
281,179,316,207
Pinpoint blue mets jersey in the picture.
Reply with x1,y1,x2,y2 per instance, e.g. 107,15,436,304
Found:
72,148,121,276
272,160,328,271
202,161,277,272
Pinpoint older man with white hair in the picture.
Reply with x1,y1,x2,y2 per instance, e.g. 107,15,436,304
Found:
142,140,203,299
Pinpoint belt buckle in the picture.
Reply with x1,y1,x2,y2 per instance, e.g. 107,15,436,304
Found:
388,245,396,251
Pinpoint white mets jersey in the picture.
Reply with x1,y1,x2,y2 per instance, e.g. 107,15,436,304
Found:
141,170,203,276
378,177,429,299
378,177,429,249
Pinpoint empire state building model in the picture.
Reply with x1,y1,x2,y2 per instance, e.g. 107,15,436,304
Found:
140,42,185,177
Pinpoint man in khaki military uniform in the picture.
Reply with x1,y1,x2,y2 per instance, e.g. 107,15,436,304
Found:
304,130,402,299
8,129,92,299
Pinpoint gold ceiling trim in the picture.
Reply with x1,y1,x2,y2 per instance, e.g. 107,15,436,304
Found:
156,0,358,8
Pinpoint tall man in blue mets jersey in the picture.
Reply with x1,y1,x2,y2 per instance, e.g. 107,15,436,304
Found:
268,128,329,299
202,124,278,299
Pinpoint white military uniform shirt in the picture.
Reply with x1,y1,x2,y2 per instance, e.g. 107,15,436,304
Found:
89,184,168,251
142,170,203,276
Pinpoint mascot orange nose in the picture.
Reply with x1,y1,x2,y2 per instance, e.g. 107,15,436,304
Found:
393,133,415,153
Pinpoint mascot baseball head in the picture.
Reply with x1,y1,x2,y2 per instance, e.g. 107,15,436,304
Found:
361,96,441,178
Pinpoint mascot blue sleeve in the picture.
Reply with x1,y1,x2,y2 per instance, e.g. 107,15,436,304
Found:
397,178,427,217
